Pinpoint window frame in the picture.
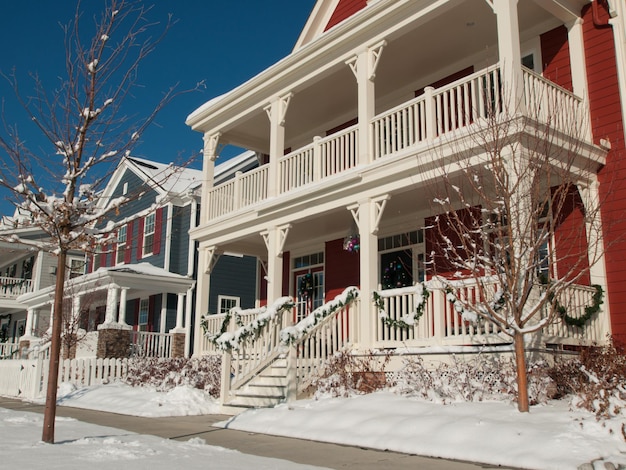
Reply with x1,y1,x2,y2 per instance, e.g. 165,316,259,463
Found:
218,295,240,315
143,213,156,257
116,224,127,265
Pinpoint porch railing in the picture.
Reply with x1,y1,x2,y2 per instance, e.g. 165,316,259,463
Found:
0,276,34,299
375,281,603,348
131,331,173,358
204,64,586,222
0,342,19,359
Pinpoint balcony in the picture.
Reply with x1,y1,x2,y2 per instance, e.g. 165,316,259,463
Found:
204,65,590,222
0,276,34,300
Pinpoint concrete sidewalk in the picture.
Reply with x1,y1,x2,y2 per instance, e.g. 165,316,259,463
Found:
0,397,509,470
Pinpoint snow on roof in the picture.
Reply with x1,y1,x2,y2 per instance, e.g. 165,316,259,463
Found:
102,262,189,279
126,157,202,195
185,92,228,124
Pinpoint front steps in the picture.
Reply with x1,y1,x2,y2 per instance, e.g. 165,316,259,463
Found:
224,358,289,411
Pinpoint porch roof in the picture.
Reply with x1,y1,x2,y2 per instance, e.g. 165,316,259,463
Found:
17,263,194,309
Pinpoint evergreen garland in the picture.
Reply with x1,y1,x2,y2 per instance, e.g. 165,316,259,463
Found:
550,284,603,328
375,284,430,329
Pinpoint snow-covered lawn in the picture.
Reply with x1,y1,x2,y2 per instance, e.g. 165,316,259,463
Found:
2,382,625,469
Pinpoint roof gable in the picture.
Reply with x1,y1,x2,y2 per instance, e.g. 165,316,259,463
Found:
294,0,368,50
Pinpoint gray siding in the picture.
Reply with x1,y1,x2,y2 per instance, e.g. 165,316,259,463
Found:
208,255,258,315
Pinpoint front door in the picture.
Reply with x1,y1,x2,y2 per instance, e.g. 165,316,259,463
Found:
294,267,324,323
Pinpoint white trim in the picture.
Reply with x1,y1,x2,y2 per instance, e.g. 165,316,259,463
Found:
217,295,240,315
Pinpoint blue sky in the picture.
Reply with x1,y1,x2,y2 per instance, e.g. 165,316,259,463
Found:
0,1,316,216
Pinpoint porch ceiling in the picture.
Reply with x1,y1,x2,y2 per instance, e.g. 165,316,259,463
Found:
209,0,586,156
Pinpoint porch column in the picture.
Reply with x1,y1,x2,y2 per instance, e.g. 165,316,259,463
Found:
118,287,129,325
201,132,221,223
261,224,291,304
578,178,611,330
174,293,185,330
265,93,292,198
24,308,36,337
348,196,388,348
492,0,524,112
347,40,385,166
184,286,194,357
566,18,592,138
104,284,119,324
160,294,168,334
193,245,220,355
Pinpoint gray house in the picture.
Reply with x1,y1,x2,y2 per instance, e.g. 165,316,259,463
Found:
12,152,259,358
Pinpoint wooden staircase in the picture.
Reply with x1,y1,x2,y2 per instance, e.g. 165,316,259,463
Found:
218,288,359,413
226,357,288,409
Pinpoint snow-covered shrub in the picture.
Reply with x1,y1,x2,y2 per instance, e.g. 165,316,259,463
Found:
123,356,221,397
312,348,391,398
391,354,555,405
548,338,626,421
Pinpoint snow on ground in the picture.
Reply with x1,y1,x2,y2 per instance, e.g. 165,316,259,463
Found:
0,406,328,470
4,382,626,469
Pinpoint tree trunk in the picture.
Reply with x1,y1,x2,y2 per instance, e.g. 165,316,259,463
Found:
42,251,67,443
514,330,529,412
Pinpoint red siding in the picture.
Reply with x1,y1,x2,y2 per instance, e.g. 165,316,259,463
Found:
540,26,573,92
553,186,590,284
424,207,482,278
324,0,367,31
582,2,626,339
325,238,360,300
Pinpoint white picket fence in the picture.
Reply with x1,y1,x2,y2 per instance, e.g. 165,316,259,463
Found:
0,354,130,400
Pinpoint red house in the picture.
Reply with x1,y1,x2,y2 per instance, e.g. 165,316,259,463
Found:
188,0,626,407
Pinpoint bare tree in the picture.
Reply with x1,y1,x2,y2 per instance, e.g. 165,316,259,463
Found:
0,0,200,442
426,81,608,412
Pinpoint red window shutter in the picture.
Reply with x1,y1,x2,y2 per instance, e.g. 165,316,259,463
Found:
153,208,163,255
137,217,145,259
87,254,94,274
111,233,117,265
125,220,133,264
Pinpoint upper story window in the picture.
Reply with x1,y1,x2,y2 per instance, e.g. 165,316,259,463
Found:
143,213,156,256
68,257,86,279
116,225,127,265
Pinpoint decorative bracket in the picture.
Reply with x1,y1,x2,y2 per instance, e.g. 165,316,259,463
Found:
347,195,389,235
372,194,389,235
346,55,358,80
264,92,293,126
260,224,292,256
203,132,222,161
368,40,387,81
203,245,223,274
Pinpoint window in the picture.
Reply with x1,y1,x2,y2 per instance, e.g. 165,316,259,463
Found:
143,213,156,256
292,252,325,322
139,298,149,331
69,257,86,279
22,256,34,280
93,247,102,271
379,231,424,289
116,225,127,265
218,295,240,314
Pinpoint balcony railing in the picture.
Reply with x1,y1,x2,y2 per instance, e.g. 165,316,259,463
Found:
0,277,34,299
205,64,586,222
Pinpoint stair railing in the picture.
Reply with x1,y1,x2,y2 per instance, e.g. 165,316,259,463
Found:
281,287,360,400
217,297,294,404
